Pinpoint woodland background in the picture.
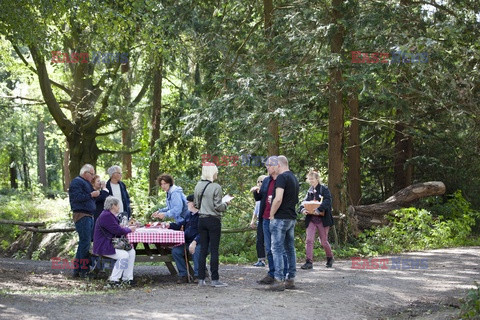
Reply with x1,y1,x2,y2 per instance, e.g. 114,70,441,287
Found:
0,0,479,263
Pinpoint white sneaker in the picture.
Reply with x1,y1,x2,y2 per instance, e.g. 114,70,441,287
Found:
198,280,207,287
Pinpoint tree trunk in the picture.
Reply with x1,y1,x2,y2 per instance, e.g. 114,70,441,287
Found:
393,121,413,193
122,60,133,180
264,0,280,156
347,92,361,205
349,181,446,232
149,57,163,196
21,128,29,189
9,154,18,189
122,129,133,180
37,118,47,188
328,0,346,216
63,146,70,192
67,129,100,182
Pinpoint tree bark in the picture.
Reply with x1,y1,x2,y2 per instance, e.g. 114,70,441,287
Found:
393,121,414,193
349,181,446,232
21,128,29,189
62,146,70,192
347,92,361,205
37,118,47,188
149,57,163,196
9,154,18,189
122,60,133,180
264,0,280,156
328,0,346,216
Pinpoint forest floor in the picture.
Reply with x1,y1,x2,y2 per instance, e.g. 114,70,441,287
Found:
0,247,479,320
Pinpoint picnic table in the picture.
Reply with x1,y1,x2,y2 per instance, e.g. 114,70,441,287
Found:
126,227,185,276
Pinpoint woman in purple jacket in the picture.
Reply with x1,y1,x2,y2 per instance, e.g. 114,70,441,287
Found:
93,196,136,286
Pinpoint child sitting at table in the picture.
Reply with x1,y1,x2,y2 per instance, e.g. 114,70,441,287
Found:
164,194,201,283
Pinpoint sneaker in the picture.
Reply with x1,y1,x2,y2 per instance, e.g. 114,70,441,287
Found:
176,276,189,284
198,279,207,287
105,280,121,289
257,275,275,285
121,279,136,287
210,280,228,287
193,276,199,284
267,279,285,291
326,257,334,268
253,260,266,267
301,260,313,270
285,279,295,289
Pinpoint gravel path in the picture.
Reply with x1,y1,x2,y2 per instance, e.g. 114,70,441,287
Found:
1,247,479,320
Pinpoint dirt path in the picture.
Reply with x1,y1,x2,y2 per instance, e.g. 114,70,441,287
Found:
1,247,479,320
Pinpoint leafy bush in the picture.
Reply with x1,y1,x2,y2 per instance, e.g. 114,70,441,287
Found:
0,191,71,251
460,283,480,319
358,199,479,256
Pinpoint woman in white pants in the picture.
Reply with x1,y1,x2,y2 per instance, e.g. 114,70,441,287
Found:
93,196,136,286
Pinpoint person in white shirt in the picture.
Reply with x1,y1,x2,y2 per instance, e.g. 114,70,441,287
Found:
106,165,132,221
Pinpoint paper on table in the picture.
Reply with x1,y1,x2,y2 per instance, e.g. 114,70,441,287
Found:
222,194,234,203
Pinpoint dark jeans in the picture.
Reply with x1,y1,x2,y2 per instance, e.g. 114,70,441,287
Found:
256,219,265,259
198,216,221,281
74,216,93,275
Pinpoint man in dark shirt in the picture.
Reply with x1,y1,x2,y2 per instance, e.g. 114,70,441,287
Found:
69,164,100,278
268,155,299,291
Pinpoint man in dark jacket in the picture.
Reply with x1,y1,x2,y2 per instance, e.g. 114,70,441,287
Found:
166,194,201,283
69,164,100,278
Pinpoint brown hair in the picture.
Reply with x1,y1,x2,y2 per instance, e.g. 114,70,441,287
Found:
91,174,101,186
157,174,174,187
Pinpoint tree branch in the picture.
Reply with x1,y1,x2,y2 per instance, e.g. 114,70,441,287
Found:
96,127,124,137
127,71,152,109
12,45,73,96
29,45,73,136
98,148,142,155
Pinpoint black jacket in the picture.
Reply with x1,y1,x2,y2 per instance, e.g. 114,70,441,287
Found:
253,176,273,222
299,184,334,228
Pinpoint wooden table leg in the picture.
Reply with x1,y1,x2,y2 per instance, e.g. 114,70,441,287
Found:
155,244,177,276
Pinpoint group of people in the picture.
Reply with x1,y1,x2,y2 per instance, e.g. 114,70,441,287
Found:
68,164,135,285
68,155,335,290
251,156,335,291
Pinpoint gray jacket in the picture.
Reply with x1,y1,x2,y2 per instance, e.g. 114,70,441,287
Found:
194,180,227,218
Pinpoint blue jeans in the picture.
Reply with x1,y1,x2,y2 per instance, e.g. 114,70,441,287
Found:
263,219,287,279
74,216,93,275
172,243,201,277
270,219,296,281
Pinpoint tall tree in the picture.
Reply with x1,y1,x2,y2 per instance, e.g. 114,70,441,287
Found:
264,0,280,156
36,116,47,188
149,57,163,196
328,0,346,215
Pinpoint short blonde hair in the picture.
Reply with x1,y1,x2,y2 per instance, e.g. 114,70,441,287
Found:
201,162,218,181
307,169,321,183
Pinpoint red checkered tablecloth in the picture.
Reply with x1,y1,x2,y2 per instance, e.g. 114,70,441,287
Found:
127,227,185,246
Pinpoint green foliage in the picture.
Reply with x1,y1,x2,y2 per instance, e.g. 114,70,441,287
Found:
358,202,479,256
0,190,71,250
460,283,480,319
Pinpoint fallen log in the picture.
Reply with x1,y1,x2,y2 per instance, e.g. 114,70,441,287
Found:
0,218,45,227
349,181,446,233
22,227,76,233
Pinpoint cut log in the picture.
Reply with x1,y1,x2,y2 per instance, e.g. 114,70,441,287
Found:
349,181,446,233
